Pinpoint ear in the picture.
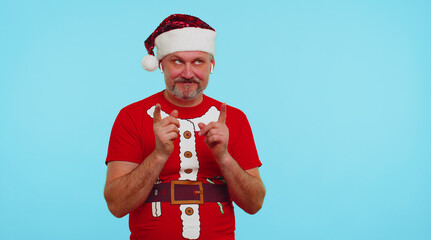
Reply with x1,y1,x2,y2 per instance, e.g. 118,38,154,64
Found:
210,57,215,73
159,62,164,73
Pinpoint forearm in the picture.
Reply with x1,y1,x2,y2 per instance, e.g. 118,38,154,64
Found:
217,154,265,214
104,152,167,218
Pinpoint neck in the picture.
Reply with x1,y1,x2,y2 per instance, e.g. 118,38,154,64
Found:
163,90,204,107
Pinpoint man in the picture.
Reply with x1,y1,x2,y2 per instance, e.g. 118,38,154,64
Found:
104,14,265,240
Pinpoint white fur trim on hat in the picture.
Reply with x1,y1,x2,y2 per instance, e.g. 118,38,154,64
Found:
155,27,216,60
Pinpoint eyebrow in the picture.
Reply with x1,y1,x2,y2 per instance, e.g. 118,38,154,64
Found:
169,54,181,59
168,55,208,62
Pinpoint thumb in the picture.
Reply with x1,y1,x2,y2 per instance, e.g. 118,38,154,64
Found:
198,122,207,136
170,109,179,118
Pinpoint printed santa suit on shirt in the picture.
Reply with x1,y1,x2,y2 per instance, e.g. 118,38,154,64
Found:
106,91,261,240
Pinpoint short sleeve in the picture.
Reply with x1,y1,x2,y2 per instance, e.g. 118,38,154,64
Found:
106,109,143,164
228,109,262,170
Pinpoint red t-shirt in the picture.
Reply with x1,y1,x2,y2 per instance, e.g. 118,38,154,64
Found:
106,91,261,240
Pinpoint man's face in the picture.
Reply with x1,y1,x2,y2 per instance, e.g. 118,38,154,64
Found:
161,51,214,101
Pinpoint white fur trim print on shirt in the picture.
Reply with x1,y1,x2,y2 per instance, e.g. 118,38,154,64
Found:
147,105,220,239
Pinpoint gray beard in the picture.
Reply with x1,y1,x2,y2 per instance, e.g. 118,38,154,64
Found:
169,78,204,100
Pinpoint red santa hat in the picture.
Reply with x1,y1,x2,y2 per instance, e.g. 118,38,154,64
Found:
141,14,216,71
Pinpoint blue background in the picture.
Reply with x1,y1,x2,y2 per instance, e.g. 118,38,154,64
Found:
1,0,430,239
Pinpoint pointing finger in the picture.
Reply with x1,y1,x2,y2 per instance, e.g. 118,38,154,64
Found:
154,104,162,123
218,103,227,124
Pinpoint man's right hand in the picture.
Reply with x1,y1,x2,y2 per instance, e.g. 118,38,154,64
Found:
153,103,180,159
105,104,180,218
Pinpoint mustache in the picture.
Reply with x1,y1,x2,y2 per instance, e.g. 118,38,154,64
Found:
174,78,201,84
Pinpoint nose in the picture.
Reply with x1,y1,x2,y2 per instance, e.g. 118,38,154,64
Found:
181,63,194,79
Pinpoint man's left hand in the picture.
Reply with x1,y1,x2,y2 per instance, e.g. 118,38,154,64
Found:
198,103,230,162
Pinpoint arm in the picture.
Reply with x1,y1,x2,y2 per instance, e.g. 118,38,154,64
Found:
216,156,265,214
104,153,166,218
104,104,179,218
198,104,265,214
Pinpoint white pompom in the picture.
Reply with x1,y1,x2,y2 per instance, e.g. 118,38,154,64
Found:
141,55,159,71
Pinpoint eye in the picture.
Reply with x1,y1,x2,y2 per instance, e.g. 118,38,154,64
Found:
174,59,183,64
194,60,203,65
